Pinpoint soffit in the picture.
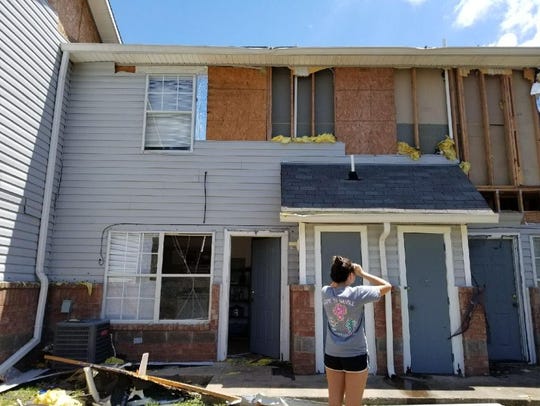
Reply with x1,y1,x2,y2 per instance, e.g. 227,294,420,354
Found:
87,0,122,44
62,43,540,68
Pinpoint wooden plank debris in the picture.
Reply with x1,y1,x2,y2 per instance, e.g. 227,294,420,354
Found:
44,354,241,404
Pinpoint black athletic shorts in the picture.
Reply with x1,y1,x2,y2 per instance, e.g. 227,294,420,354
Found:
324,353,368,372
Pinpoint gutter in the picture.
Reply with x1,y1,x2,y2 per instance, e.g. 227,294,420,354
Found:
0,50,70,379
379,222,395,377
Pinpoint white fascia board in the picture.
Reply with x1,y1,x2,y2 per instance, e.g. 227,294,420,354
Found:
280,208,499,224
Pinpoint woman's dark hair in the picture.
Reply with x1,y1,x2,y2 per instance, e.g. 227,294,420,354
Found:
331,255,354,283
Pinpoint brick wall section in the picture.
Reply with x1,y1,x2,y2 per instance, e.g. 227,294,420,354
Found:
207,66,268,141
374,296,387,375
458,287,489,376
334,68,397,155
391,289,404,374
47,0,102,42
290,285,316,374
530,287,540,363
110,284,220,362
0,283,40,364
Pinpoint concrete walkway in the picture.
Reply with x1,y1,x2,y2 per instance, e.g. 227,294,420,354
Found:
149,358,540,405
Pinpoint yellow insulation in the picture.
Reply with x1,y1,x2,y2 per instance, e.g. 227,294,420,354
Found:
271,133,336,144
397,141,421,160
437,136,457,161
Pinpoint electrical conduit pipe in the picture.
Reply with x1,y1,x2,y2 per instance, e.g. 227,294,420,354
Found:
379,222,395,377
0,51,70,380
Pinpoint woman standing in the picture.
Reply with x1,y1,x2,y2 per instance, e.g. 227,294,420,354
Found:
322,255,392,406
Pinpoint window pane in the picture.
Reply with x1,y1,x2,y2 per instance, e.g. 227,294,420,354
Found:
145,113,192,149
142,234,159,253
296,76,312,137
315,69,334,135
105,275,157,321
159,277,210,320
272,67,291,137
162,235,212,274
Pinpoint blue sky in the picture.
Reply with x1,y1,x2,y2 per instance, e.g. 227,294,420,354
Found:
109,0,540,47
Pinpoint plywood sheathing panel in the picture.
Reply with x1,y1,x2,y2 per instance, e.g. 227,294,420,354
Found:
48,0,101,42
335,67,396,154
515,70,540,185
206,66,268,141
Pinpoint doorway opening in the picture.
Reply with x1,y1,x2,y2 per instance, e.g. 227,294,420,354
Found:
227,236,281,359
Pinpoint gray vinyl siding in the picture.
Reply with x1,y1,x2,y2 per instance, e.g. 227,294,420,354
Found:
49,61,347,282
0,0,65,281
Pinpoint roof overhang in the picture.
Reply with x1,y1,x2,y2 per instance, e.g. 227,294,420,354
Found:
87,0,122,44
61,43,540,68
280,208,499,224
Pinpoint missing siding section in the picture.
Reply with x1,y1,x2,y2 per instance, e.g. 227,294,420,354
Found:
395,68,449,154
479,187,540,214
115,65,136,73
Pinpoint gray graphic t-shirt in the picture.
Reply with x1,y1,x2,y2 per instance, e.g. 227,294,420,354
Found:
322,285,381,357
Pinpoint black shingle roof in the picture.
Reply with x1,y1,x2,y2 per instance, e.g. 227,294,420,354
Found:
281,163,491,211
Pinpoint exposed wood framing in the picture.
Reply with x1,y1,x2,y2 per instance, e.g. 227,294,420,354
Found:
411,68,420,149
500,74,522,185
448,69,460,160
311,73,316,136
478,72,494,184
455,69,470,163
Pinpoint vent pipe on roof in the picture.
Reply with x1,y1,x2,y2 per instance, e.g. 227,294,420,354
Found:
0,50,70,380
348,155,359,180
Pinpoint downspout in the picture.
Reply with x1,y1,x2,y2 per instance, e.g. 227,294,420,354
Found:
0,50,70,379
379,222,395,377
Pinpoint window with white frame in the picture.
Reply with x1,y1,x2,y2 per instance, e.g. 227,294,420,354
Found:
534,236,540,283
104,232,212,322
144,74,207,150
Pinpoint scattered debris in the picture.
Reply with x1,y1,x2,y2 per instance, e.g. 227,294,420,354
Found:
44,354,242,405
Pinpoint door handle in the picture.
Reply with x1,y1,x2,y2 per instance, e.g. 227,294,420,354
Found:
409,305,415,311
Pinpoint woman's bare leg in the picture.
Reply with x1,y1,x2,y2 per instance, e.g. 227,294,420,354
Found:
344,368,368,406
325,367,345,406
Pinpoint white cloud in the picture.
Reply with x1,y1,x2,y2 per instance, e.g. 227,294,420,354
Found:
454,0,500,28
454,0,540,46
405,0,428,5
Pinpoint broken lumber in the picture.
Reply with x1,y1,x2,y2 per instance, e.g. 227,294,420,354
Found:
44,354,241,404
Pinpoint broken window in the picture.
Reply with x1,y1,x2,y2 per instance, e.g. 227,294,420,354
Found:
104,232,212,322
143,74,207,151
271,67,334,138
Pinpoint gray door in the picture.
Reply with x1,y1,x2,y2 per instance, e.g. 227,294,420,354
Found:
469,238,523,361
250,238,281,358
405,233,453,374
320,232,362,348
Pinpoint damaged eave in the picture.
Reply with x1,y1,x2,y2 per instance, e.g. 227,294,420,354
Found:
279,208,499,224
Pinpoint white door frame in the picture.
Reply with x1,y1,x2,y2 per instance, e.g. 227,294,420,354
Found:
314,225,373,374
218,229,289,361
398,225,464,374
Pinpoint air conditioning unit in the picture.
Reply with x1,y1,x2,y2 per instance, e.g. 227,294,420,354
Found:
53,319,113,363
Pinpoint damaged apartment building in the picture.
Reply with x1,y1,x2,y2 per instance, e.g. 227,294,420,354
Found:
1,2,540,378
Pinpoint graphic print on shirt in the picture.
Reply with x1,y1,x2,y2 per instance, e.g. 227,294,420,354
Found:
324,297,359,337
